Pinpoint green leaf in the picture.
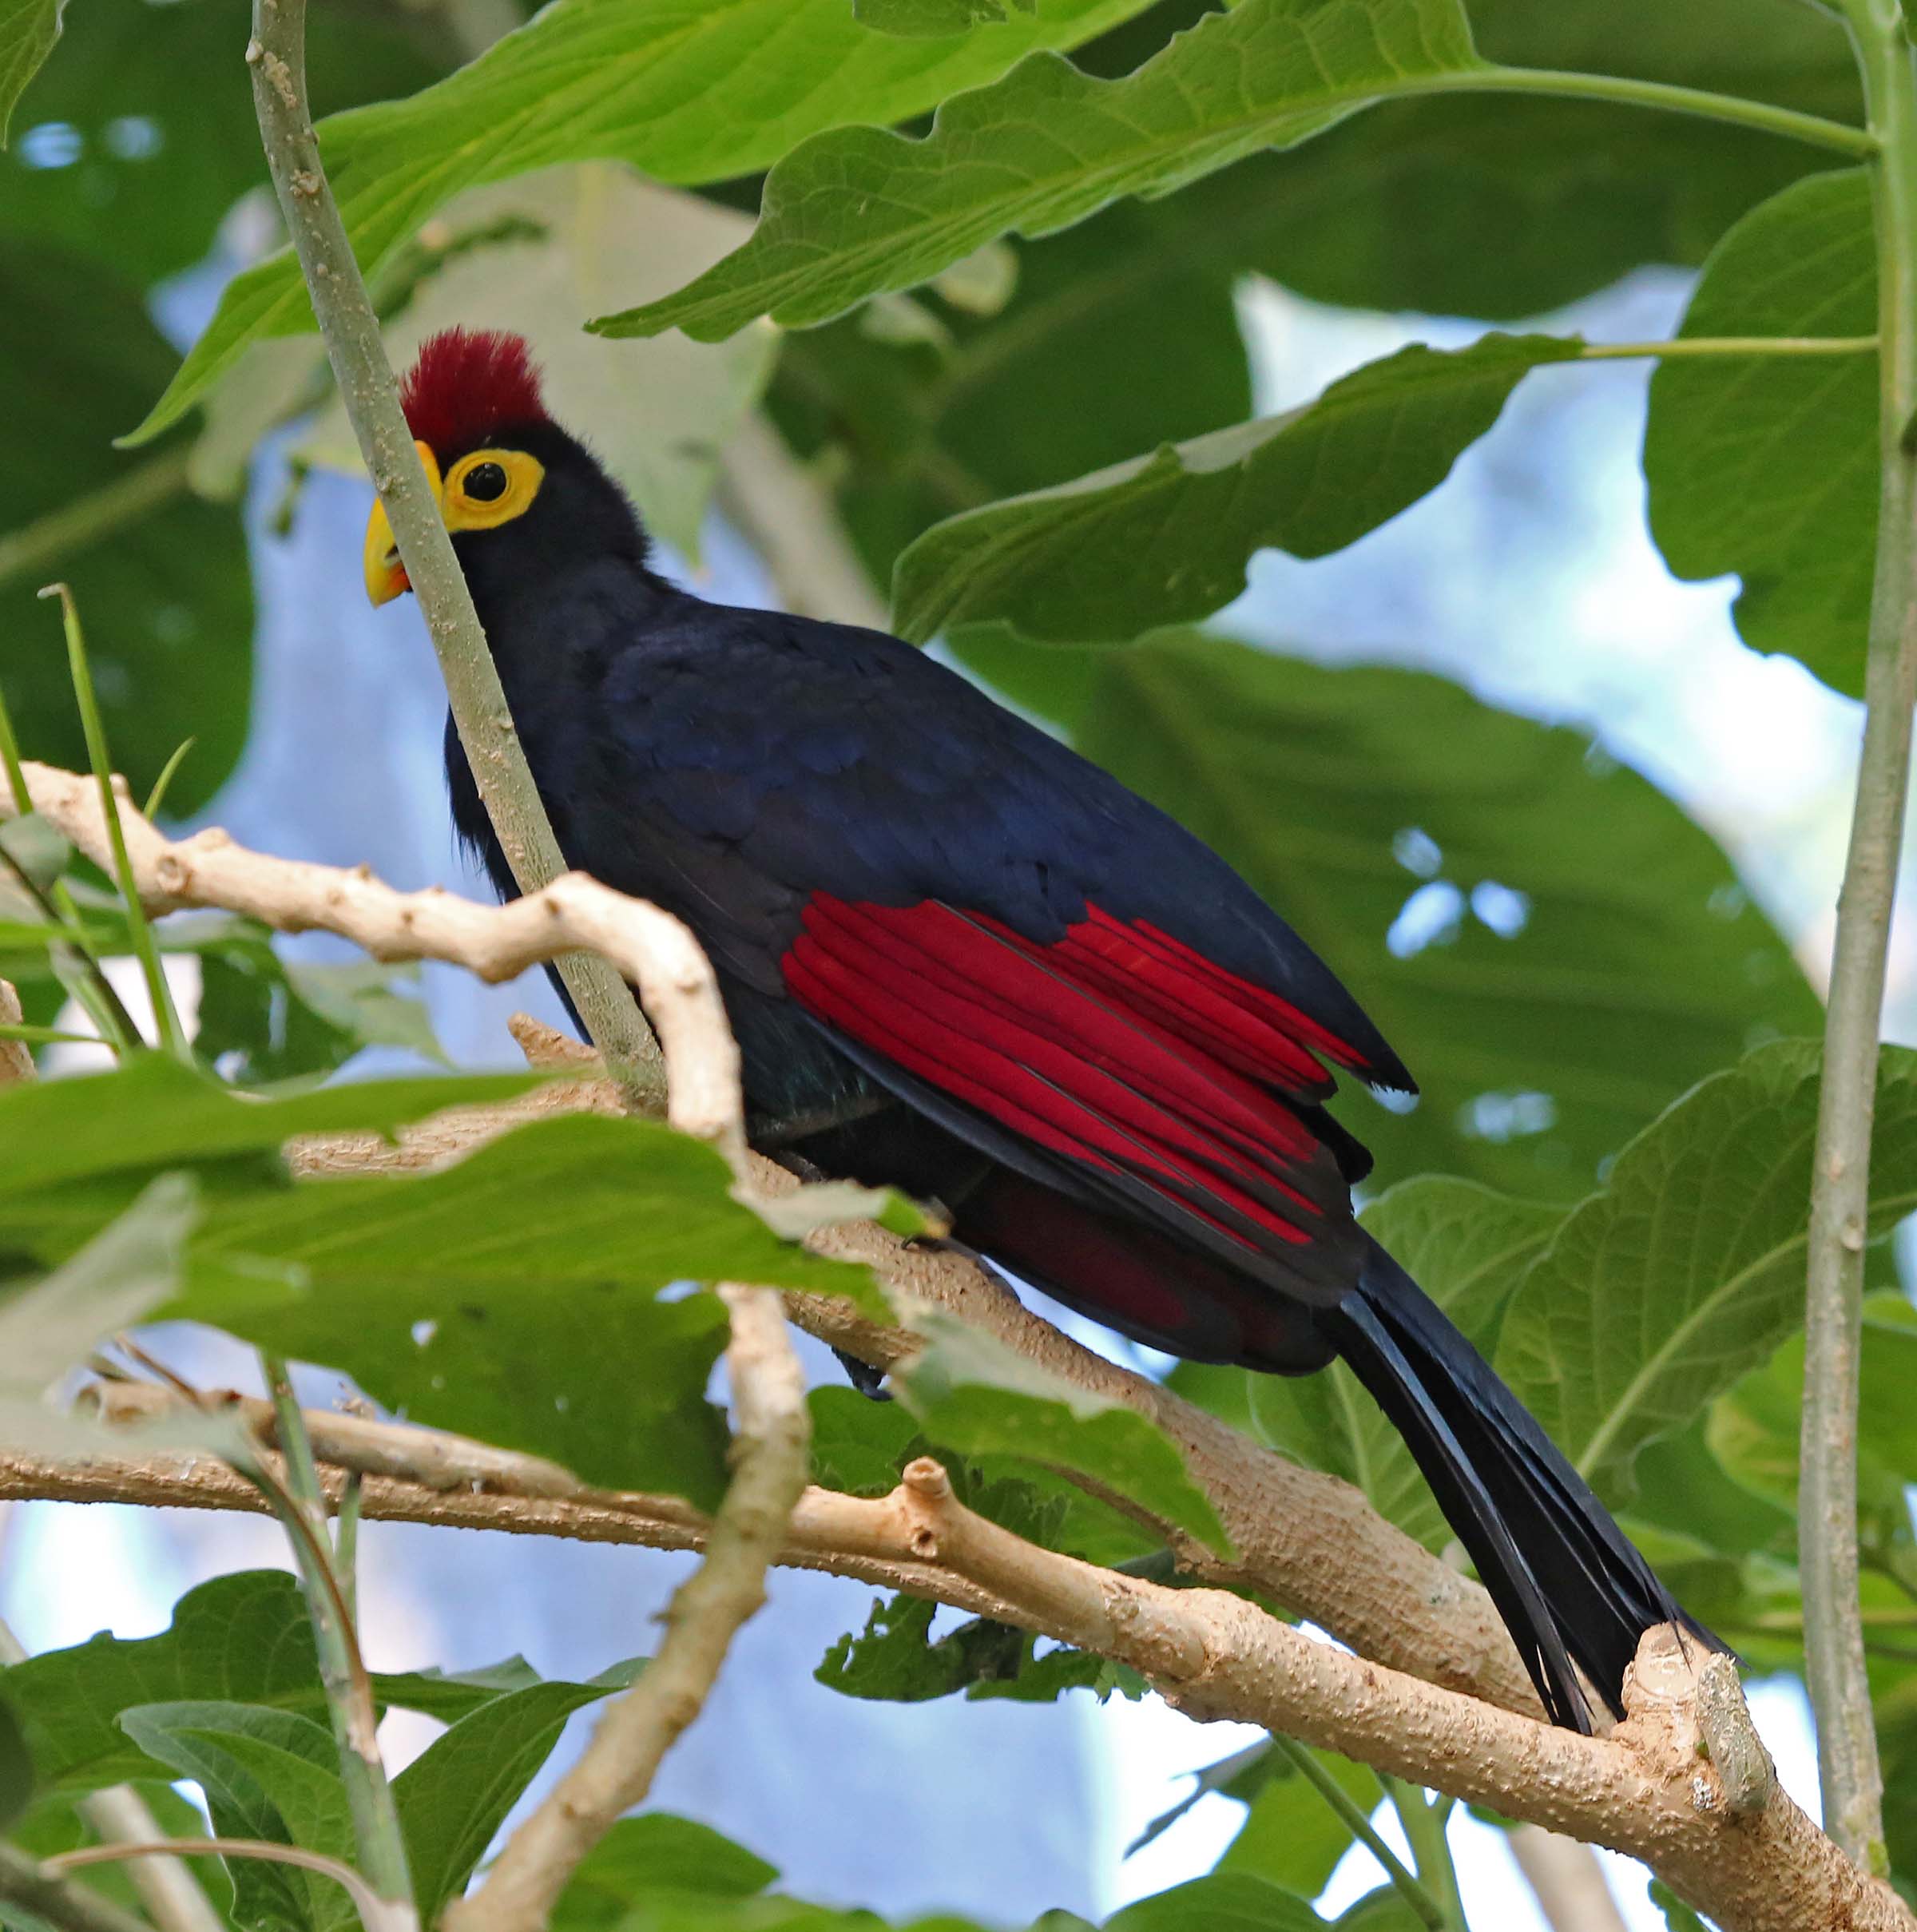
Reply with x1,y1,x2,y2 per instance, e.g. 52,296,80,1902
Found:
856,0,1034,35
553,1815,778,1929
0,0,61,145
0,243,251,819
1055,634,1820,1194
816,1592,1136,1704
0,1055,532,1227
0,1698,31,1833
1709,1295,1917,1537
808,1384,922,1496
396,1675,644,1926
118,1703,356,1932
900,1311,1231,1554
891,335,1578,646
128,0,1156,443
1106,1873,1325,1932
1498,1041,1917,1503
1644,169,1876,696
1248,1179,1559,1547
1647,1880,1710,1932
2,1782,231,1926
1220,1748,1381,1902
597,0,1485,343
0,1173,196,1398
167,1111,882,1504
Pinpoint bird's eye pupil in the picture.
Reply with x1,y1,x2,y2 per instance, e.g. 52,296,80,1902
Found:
463,461,508,503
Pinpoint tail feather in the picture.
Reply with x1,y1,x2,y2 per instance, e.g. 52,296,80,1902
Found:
1322,1236,1717,1731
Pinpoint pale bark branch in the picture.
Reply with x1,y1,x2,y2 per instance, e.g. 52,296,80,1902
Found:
244,0,659,1109
443,1285,810,1932
5,1415,1905,1932
1507,1831,1630,1932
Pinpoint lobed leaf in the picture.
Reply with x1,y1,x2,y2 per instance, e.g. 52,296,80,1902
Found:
1497,1041,1917,1502
596,0,1486,343
1644,169,1876,696
127,0,1155,442
891,334,1578,646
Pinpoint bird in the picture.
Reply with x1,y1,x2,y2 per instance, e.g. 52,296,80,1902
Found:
364,325,1713,1732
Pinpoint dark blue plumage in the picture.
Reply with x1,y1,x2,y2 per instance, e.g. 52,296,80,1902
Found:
387,328,1714,1733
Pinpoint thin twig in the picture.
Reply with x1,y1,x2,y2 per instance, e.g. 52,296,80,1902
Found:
443,1285,811,1932
1800,0,1917,1871
1577,335,1879,360
46,1839,403,1932
0,1842,159,1932
242,0,660,1111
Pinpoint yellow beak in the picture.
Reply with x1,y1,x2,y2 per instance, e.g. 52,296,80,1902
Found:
363,441,445,606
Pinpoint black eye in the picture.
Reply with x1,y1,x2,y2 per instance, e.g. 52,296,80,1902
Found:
462,461,508,503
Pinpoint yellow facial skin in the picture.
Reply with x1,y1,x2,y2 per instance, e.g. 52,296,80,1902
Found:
363,441,547,605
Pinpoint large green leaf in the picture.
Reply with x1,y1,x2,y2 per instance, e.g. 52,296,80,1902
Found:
900,1310,1230,1553
0,244,252,818
553,1815,777,1930
0,1054,530,1222
1219,1748,1381,1902
1106,1874,1325,1932
0,0,435,283
128,0,1157,443
395,1677,644,1926
0,0,60,145
1644,169,1876,696
119,1703,357,1932
1032,634,1819,1194
1708,1295,1917,1538
1248,1178,1560,1548
166,1110,882,1503
597,0,1486,343
1498,1041,1917,1502
891,334,1577,645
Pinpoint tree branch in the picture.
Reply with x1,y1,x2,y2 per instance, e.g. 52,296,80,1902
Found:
1799,0,1917,1869
243,0,660,1110
6,1414,1904,1932
0,979,34,1085
443,1284,810,1932
1506,1831,1629,1932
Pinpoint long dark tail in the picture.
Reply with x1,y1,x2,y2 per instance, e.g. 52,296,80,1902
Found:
1320,1236,1717,1731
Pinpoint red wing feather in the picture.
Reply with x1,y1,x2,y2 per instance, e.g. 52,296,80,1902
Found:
781,895,1355,1257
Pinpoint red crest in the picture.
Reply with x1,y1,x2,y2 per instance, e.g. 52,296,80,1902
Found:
399,327,549,456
